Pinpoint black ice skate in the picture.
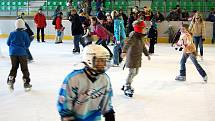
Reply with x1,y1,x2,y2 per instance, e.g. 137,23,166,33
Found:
24,83,32,92
73,49,80,54
121,85,134,97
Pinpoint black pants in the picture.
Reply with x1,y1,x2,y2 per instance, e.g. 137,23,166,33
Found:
149,38,156,54
8,56,30,84
26,49,33,60
37,28,45,42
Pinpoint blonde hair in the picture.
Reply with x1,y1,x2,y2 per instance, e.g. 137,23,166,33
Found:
111,10,119,19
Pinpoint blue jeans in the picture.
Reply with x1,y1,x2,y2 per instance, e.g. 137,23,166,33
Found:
193,36,203,56
73,34,82,51
179,53,206,77
113,44,122,65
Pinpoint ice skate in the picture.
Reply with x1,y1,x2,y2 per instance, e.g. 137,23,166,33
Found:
24,83,32,92
73,49,80,54
8,82,14,92
7,76,15,92
175,75,186,81
121,85,134,97
203,75,208,83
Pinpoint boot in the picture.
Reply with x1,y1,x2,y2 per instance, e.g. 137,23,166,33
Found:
175,75,186,81
203,75,208,83
55,37,60,44
7,76,15,91
23,78,32,91
24,83,32,89
122,84,134,97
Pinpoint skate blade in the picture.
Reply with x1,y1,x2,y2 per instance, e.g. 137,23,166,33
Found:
125,93,133,97
9,88,14,92
8,85,14,92
24,88,31,92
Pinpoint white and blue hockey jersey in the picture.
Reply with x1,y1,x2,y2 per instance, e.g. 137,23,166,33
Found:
57,68,114,121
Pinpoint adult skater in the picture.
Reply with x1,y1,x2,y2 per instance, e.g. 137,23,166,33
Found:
57,44,115,121
68,9,84,53
175,24,208,83
121,20,150,97
189,13,206,60
112,10,126,67
34,8,47,43
148,21,158,55
7,19,32,91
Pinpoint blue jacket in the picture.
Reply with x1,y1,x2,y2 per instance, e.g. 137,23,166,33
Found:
114,18,126,44
7,29,30,56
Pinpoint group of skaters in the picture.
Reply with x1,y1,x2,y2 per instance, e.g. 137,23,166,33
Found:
2,4,211,121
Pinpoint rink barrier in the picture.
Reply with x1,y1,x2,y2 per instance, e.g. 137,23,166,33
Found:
0,20,214,44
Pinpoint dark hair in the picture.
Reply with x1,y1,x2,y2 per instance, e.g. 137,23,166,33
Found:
181,24,189,30
91,16,97,23
57,12,63,16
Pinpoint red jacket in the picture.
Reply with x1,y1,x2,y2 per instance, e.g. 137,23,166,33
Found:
55,17,63,30
34,13,47,28
92,24,112,40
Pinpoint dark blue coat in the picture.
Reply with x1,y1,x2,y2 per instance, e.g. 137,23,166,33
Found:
7,29,30,56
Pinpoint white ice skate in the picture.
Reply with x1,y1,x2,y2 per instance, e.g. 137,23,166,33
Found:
121,85,134,97
7,76,15,92
8,83,14,92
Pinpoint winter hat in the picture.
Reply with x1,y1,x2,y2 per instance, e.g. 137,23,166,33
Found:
133,20,146,33
15,19,25,29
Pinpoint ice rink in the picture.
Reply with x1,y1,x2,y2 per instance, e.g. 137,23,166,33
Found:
0,39,215,121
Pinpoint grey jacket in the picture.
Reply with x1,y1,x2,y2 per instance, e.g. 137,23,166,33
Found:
123,31,149,68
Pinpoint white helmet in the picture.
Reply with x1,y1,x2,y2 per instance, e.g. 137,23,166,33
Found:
82,44,110,73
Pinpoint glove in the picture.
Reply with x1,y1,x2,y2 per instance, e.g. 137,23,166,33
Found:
116,41,120,44
202,38,205,42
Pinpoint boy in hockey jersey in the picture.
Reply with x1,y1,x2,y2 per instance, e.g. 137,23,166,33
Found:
57,44,115,121
175,24,208,82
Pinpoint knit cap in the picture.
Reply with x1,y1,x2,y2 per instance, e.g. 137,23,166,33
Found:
15,19,25,29
133,20,146,33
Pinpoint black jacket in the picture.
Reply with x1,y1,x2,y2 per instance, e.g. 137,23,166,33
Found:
69,14,84,36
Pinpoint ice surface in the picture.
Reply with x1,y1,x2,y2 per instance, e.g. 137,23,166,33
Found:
0,39,215,121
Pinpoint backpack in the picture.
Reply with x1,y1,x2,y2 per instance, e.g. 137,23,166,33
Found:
52,17,57,25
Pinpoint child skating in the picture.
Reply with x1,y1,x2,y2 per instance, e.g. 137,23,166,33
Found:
175,24,208,83
7,19,32,91
121,20,150,97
